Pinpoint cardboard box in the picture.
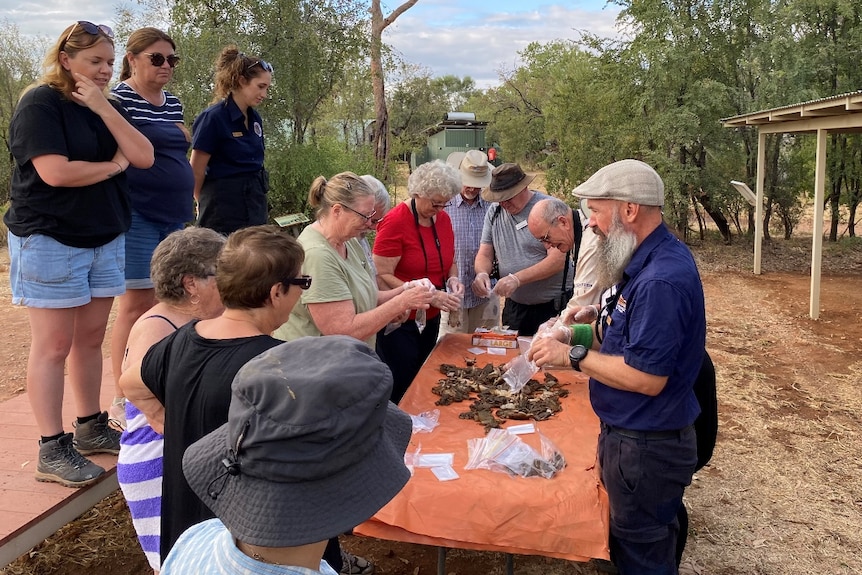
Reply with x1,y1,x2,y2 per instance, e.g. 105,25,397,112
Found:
471,328,519,349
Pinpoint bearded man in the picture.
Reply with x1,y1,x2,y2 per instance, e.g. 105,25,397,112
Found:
530,159,706,575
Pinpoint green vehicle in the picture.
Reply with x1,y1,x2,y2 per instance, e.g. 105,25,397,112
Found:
410,112,501,171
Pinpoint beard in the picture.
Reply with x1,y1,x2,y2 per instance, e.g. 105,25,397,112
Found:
596,210,638,288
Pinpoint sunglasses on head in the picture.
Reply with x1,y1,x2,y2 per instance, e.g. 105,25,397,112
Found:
62,21,113,49
247,59,274,74
143,52,180,68
284,275,312,290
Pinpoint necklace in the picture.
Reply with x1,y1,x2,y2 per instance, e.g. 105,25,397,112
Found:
238,540,284,566
251,551,283,566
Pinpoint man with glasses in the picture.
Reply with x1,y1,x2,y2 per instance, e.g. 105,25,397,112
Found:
472,163,573,336
526,197,604,315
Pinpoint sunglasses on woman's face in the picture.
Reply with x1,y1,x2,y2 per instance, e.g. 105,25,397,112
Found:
143,52,180,68
284,275,312,290
62,21,114,49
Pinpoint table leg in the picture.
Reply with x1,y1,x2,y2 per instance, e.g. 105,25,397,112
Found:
437,547,446,575
506,553,514,575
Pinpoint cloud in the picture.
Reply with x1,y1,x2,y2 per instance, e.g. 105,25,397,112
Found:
0,0,622,89
384,2,621,88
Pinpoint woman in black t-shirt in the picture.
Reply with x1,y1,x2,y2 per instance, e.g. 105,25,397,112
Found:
4,21,154,488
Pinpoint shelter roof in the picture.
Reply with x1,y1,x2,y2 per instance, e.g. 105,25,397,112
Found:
721,90,862,132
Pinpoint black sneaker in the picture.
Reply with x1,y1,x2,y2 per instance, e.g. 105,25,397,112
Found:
73,411,121,455
36,433,105,487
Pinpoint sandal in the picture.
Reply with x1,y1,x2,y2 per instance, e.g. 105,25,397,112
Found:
340,550,375,575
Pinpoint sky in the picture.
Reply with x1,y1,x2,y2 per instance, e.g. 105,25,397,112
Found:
0,0,623,88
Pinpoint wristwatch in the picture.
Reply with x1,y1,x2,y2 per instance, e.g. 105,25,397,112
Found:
568,345,588,371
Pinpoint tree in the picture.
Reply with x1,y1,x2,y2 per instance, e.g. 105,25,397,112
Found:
0,21,44,203
167,0,366,144
370,0,419,177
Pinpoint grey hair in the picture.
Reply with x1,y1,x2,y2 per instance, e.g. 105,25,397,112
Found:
407,160,461,200
538,197,572,224
151,227,227,303
361,174,391,210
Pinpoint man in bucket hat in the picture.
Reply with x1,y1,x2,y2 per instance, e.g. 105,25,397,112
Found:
441,150,496,334
161,335,412,575
529,159,706,575
471,162,573,335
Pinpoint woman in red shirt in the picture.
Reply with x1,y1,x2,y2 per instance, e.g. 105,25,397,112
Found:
373,160,464,402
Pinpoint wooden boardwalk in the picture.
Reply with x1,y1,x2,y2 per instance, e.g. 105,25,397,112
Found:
0,363,119,568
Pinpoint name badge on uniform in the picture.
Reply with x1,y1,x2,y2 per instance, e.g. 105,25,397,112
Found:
515,220,528,230
231,131,243,137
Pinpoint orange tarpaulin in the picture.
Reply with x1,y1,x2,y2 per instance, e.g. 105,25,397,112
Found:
356,334,610,562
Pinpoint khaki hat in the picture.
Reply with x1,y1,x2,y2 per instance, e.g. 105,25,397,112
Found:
446,150,493,189
572,159,664,207
481,163,535,203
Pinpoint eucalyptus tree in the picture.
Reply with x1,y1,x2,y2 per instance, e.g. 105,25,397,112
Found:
790,0,862,240
386,68,479,163
473,42,557,168
608,0,749,240
370,0,420,176
167,0,367,144
0,21,44,203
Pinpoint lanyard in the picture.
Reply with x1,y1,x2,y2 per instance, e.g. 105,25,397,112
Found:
410,198,446,289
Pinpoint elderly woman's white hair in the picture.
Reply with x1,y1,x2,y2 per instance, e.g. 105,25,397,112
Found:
407,160,461,200
361,174,391,210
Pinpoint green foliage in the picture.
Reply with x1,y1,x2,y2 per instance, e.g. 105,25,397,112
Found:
167,0,367,144
0,21,45,204
265,137,376,218
387,66,481,161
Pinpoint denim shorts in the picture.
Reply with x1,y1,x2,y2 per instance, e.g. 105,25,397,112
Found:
7,231,125,309
125,209,185,288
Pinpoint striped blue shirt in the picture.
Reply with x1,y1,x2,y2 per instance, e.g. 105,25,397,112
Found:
444,194,491,308
112,82,194,223
162,518,338,575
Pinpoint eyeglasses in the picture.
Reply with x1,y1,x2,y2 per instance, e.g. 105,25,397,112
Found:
537,220,557,245
430,200,452,210
341,204,379,223
284,275,312,290
247,59,274,74
62,21,113,50
143,52,180,68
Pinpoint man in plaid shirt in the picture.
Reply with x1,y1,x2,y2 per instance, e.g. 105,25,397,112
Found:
442,150,496,334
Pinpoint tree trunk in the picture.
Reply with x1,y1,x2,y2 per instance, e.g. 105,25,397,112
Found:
370,0,419,177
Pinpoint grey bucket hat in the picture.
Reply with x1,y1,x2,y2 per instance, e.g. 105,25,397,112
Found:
182,335,413,547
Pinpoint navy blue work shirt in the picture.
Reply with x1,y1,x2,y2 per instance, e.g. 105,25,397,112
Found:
191,94,264,179
589,222,706,431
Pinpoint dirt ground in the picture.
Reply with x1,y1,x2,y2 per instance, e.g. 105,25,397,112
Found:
1,233,861,575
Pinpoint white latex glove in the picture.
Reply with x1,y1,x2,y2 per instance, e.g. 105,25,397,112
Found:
446,276,465,299
492,273,520,298
432,290,462,313
562,304,599,325
403,278,436,292
534,318,571,343
472,272,492,298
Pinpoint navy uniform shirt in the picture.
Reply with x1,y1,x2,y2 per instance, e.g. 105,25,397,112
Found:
590,222,706,431
191,94,264,179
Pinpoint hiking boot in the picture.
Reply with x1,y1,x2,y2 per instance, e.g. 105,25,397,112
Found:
73,411,121,455
36,433,105,487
